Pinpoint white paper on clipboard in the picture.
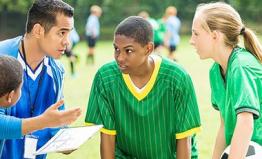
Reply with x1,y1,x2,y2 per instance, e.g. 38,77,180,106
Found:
35,125,103,155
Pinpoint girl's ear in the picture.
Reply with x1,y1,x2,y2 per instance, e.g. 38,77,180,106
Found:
7,90,15,103
211,30,221,41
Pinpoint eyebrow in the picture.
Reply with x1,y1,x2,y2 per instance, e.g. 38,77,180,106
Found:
113,43,133,48
59,28,73,32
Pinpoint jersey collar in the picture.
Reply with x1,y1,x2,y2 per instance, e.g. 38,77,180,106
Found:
122,55,162,101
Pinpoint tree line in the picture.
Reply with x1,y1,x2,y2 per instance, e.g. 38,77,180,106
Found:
0,0,261,39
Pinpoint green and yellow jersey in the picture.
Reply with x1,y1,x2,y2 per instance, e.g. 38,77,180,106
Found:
86,55,201,158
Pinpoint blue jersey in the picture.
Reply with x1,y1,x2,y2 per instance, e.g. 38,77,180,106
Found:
0,36,65,159
166,16,181,46
85,14,100,37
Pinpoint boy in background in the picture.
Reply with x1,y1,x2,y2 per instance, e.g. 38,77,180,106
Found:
85,5,102,64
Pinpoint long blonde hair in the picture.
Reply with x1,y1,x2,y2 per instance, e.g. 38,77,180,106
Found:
196,2,262,62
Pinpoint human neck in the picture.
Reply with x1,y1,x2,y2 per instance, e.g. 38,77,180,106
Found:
129,56,155,88
213,46,234,75
131,56,154,78
21,34,45,71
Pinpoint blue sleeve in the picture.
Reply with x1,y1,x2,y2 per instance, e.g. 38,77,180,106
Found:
0,108,22,139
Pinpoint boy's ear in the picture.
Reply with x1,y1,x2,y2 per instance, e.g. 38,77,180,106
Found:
145,42,154,55
31,23,45,38
7,90,15,103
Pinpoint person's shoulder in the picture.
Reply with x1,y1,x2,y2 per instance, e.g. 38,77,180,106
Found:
161,57,187,73
0,36,22,57
48,58,65,74
231,47,261,69
88,14,97,20
97,61,120,76
159,57,191,80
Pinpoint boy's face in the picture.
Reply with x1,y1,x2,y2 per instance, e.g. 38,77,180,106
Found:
113,34,152,74
38,13,74,59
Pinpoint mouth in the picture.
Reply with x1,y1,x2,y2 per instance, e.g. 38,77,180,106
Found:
58,49,66,54
118,64,128,70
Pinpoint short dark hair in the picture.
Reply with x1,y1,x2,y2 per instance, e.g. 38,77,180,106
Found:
114,16,153,46
0,56,23,97
26,0,74,33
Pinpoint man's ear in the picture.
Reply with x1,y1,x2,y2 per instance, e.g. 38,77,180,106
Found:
7,90,15,104
31,23,45,38
145,42,154,55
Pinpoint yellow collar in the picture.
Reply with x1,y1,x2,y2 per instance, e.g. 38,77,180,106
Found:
122,55,162,101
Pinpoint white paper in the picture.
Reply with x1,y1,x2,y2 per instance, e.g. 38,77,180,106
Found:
35,125,103,155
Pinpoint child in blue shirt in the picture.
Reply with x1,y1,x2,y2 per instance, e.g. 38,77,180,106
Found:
0,55,81,157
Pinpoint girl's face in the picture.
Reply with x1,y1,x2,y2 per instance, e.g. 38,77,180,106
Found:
113,34,152,75
190,15,214,59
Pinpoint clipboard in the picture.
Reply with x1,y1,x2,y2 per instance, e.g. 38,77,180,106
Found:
34,125,103,155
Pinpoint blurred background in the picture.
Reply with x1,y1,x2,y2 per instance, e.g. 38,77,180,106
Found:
0,0,261,158
0,0,262,40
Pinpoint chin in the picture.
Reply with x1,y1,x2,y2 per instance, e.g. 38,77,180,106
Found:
197,53,208,60
50,54,62,59
121,70,129,74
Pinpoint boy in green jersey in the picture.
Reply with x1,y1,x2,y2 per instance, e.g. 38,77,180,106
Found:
86,16,201,159
190,2,262,159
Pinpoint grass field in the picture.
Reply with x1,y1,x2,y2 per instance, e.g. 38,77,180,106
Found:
48,35,220,159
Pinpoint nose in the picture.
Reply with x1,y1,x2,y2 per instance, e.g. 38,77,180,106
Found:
63,35,71,48
115,51,126,63
189,35,195,46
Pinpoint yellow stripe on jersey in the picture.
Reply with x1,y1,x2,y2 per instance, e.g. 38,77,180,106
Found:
85,122,95,126
85,122,117,135
123,55,162,101
101,128,117,135
176,127,201,139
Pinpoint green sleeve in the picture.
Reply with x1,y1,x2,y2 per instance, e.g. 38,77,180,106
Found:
229,66,260,118
174,73,201,139
85,71,116,131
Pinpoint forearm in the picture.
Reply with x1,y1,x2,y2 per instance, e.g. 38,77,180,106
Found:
101,133,115,159
212,124,226,159
176,137,191,159
22,115,47,135
229,112,253,159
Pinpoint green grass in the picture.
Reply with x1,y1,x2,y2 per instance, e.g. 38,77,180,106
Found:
48,36,220,159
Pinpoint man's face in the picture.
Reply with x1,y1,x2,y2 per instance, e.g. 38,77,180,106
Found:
39,13,74,59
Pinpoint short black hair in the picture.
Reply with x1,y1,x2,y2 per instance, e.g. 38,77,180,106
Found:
26,0,74,33
0,56,23,97
114,16,153,46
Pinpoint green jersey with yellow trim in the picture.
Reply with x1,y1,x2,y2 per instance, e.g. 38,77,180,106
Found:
210,47,262,145
85,55,201,158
